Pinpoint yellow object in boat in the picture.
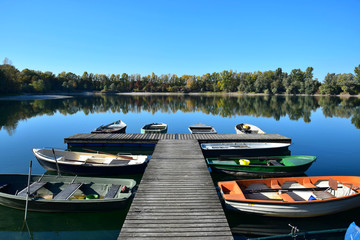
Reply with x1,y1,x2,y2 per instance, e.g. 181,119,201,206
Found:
243,125,250,130
239,159,250,165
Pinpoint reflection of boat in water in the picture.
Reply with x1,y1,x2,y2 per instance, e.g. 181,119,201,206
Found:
235,123,265,134
0,204,128,232
218,176,360,217
188,123,217,134
91,120,127,133
247,227,346,240
206,155,316,176
226,206,360,238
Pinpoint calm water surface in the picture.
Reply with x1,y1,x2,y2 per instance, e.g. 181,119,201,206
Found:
0,95,359,239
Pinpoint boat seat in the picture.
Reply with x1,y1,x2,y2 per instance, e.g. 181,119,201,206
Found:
54,183,83,200
17,182,47,197
268,160,282,166
270,180,281,189
104,184,121,199
278,192,294,202
313,191,335,200
302,178,317,188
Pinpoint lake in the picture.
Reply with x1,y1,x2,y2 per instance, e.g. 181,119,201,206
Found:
0,94,359,239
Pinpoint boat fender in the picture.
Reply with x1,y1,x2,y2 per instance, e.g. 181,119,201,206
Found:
345,222,360,240
239,159,250,165
121,186,129,193
86,194,99,200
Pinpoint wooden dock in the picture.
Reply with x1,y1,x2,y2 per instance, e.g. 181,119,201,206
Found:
118,139,233,239
65,133,291,146
63,133,291,239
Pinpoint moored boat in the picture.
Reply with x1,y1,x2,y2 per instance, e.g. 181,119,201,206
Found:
91,120,127,133
0,174,136,212
206,155,316,176
33,148,149,176
201,142,291,157
218,176,360,217
141,123,168,134
188,123,217,134
235,123,265,134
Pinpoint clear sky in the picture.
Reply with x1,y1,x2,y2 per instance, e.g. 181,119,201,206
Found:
0,0,359,81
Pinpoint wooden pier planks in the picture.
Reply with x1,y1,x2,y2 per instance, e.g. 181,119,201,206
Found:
64,133,291,145
118,139,233,239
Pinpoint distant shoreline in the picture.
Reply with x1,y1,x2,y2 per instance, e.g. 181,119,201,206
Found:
0,92,359,101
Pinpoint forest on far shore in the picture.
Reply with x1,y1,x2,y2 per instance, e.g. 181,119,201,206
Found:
1,58,359,96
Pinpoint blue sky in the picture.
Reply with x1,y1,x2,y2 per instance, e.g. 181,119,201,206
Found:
0,0,359,81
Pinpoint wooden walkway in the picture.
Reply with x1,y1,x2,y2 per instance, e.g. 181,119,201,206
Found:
118,139,233,239
65,133,291,146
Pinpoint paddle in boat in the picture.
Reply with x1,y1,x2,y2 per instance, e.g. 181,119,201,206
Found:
91,120,127,133
141,123,168,134
218,176,360,217
235,123,265,134
201,142,291,157
206,155,316,176
188,123,217,134
33,148,149,176
0,174,136,212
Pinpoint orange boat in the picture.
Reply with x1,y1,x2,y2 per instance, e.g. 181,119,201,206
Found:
218,176,360,217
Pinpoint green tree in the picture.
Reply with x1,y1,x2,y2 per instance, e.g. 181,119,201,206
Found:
32,79,45,92
319,73,340,95
304,67,320,94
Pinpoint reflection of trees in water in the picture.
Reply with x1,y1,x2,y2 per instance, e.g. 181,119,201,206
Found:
0,95,359,134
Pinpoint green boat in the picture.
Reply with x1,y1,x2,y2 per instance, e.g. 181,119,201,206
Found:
0,174,136,212
206,155,317,176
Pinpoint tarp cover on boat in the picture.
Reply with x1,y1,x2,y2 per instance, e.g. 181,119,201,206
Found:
345,222,360,240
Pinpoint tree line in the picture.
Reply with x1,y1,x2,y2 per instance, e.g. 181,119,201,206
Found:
1,58,359,95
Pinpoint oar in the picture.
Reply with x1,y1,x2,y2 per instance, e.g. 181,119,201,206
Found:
82,148,134,160
243,186,341,194
52,148,61,177
24,161,32,222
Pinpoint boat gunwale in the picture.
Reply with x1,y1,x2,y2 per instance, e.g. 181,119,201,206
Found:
206,155,316,168
218,176,360,204
201,142,291,150
0,174,136,207
33,148,149,167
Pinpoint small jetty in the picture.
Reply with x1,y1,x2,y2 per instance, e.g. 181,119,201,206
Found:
65,133,291,147
118,139,233,239
63,133,291,239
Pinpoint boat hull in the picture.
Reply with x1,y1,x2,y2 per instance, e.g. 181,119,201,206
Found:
0,194,130,212
207,156,315,176
188,123,217,134
36,157,148,176
141,128,167,134
218,176,360,217
33,149,149,176
224,194,360,217
235,123,265,134
141,123,168,134
91,120,127,134
0,174,135,212
201,143,291,157
91,126,126,134
213,168,307,177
